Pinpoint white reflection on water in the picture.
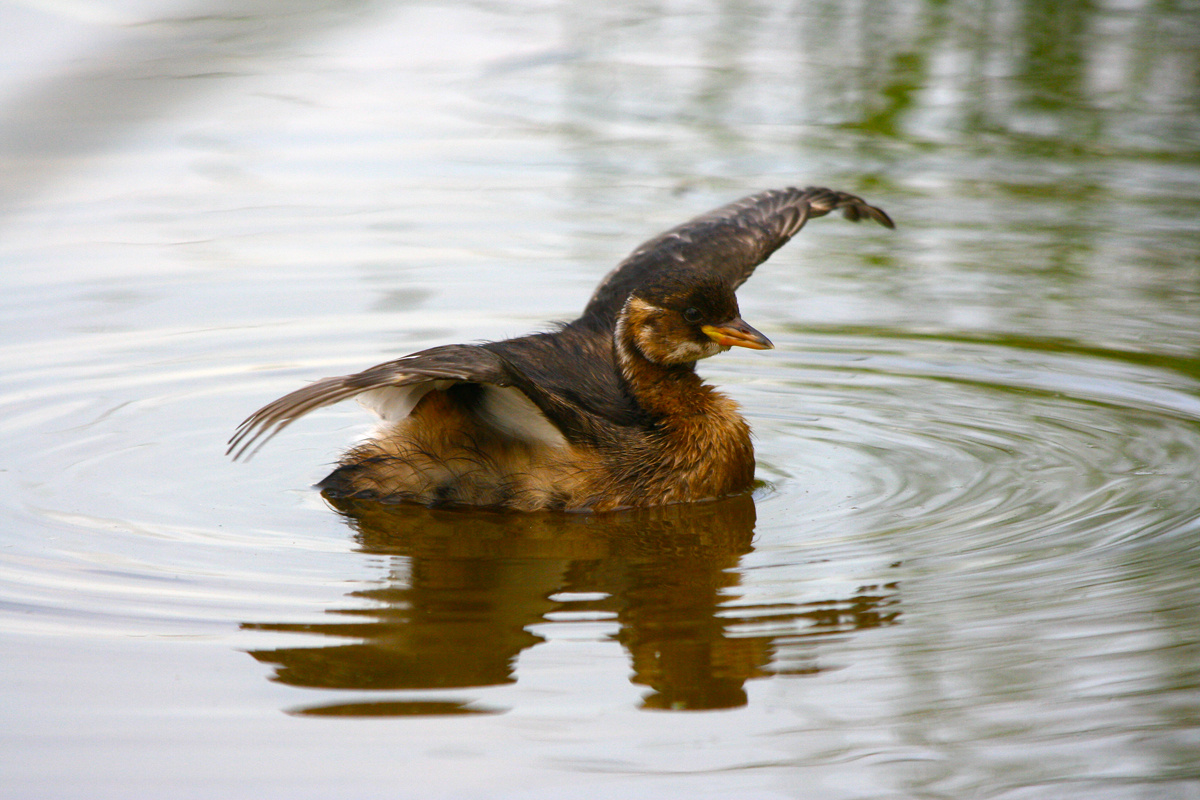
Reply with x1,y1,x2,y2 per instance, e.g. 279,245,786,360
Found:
0,0,1198,798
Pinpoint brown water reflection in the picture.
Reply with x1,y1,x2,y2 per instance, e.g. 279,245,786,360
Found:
246,494,898,714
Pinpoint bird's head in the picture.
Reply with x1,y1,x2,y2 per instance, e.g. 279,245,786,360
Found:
619,271,773,366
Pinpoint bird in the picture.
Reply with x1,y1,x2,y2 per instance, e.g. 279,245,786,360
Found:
229,186,893,512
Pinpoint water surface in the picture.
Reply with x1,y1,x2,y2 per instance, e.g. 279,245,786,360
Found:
1,1,1198,798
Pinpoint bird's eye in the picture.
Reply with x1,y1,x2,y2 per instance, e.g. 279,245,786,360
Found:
683,307,702,323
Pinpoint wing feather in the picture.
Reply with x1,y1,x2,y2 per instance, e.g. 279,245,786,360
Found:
581,186,893,325
227,345,512,461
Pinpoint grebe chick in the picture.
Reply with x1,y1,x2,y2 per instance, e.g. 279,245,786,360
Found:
229,186,893,511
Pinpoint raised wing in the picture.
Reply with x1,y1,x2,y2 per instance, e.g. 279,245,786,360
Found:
580,186,893,326
227,344,514,461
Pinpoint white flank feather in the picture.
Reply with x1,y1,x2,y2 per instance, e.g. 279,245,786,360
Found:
356,380,452,422
478,386,567,448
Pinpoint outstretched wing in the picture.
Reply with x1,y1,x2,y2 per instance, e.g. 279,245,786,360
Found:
580,186,893,326
227,344,516,461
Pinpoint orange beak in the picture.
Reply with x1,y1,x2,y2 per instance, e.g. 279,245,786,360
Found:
701,318,774,350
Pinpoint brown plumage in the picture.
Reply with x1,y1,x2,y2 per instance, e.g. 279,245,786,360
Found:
229,186,894,511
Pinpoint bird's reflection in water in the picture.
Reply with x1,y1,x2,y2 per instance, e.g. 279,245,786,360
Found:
245,493,899,714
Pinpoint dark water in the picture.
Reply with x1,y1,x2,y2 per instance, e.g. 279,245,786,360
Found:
1,1,1198,797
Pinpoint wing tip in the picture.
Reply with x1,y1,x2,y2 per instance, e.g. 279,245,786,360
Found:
848,202,895,230
226,416,277,462
791,185,895,230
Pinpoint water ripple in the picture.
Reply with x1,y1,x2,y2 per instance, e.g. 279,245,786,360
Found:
736,330,1200,567
1,322,1198,640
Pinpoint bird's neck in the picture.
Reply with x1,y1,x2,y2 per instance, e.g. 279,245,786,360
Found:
612,311,755,501
613,317,710,419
